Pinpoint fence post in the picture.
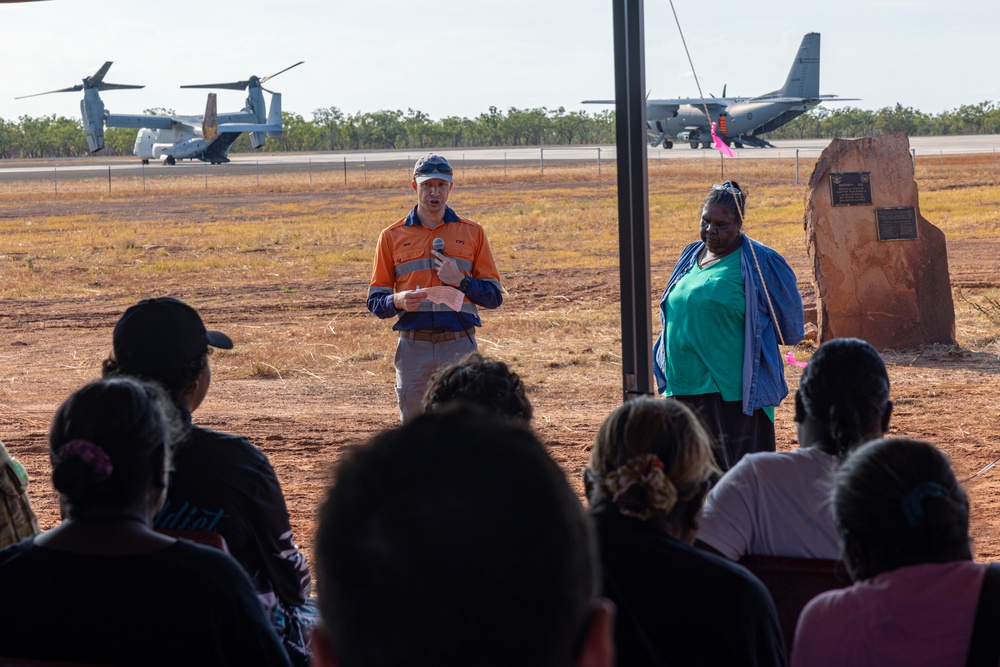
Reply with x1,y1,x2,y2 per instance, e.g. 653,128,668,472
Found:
257,161,260,188
504,151,507,177
54,167,57,195
204,161,208,190
776,152,780,180
911,148,916,170
795,149,799,185
364,158,367,183
598,146,602,175
309,159,312,185
141,162,145,192
108,165,112,193
540,148,544,176
343,156,347,185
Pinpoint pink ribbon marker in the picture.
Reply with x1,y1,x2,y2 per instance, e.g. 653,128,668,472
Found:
711,122,735,157
784,351,807,368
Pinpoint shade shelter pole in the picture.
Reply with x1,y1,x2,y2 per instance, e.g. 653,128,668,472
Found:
613,0,655,401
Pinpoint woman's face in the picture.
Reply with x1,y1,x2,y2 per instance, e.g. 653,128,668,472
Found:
700,203,741,254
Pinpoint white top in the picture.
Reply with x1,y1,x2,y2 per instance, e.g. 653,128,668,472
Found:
698,447,840,560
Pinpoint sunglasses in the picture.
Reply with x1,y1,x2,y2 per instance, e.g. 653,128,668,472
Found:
712,182,741,195
415,161,453,175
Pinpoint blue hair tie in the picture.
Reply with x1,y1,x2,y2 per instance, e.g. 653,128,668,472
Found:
902,481,951,528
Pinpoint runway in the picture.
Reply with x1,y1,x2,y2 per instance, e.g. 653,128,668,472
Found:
0,135,997,182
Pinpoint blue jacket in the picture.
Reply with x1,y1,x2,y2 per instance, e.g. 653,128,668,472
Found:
653,237,804,415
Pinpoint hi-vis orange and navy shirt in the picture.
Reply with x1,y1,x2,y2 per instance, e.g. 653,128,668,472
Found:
367,205,503,332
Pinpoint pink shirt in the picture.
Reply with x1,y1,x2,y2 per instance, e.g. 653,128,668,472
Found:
792,560,987,667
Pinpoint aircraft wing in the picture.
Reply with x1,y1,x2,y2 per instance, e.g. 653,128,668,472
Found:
647,98,723,108
105,114,175,130
217,123,281,133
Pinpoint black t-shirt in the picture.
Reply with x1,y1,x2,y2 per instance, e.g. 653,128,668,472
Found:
0,537,292,666
152,423,310,608
592,508,787,667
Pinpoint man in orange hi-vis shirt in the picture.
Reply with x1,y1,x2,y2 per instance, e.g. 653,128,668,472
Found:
367,154,503,421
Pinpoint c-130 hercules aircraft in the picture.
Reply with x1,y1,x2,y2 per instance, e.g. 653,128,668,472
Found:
16,61,303,164
585,32,856,149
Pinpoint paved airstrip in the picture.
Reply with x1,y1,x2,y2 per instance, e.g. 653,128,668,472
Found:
0,135,997,182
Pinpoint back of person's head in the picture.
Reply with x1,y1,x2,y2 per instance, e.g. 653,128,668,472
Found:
422,352,533,423
49,377,183,518
101,297,233,404
702,180,747,220
588,397,719,524
795,337,891,459
833,437,970,581
313,405,601,667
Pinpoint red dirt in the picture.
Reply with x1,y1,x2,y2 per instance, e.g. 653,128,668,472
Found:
3,187,1000,578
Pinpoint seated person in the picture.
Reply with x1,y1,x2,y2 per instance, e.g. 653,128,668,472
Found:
792,438,986,667
698,338,892,560
585,396,787,666
422,352,533,423
310,406,614,667
102,297,316,666
1,439,41,549
0,377,290,666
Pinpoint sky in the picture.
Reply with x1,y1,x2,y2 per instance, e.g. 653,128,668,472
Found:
1,0,996,124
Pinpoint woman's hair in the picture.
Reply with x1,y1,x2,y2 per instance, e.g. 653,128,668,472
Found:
796,337,890,459
702,180,747,221
589,397,719,521
833,437,970,581
49,377,184,517
423,353,533,423
102,351,208,406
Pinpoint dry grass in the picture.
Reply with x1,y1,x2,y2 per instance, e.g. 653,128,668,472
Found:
1,152,998,383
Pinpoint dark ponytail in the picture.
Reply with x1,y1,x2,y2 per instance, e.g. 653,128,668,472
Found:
50,377,183,516
798,338,890,459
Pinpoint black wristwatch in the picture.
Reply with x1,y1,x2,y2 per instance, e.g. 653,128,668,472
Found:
459,276,471,293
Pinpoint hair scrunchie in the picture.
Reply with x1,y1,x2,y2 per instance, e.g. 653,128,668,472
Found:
59,439,114,482
902,480,950,528
602,453,678,521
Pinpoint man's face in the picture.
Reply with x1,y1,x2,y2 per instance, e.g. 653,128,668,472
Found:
412,178,453,215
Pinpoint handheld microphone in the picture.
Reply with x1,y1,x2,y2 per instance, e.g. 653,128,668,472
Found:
433,238,445,255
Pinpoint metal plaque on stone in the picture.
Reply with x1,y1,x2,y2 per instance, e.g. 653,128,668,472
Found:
875,206,919,241
829,172,873,206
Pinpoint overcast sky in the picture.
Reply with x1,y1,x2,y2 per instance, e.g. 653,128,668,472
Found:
1,0,995,124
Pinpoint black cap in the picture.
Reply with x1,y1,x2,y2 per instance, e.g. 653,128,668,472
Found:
112,297,233,372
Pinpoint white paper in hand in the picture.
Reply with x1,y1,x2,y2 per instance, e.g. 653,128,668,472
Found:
419,286,466,312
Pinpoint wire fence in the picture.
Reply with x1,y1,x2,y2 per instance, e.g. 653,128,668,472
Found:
0,145,996,197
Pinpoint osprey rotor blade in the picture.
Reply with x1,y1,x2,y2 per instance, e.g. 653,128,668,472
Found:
15,84,82,99
260,61,304,85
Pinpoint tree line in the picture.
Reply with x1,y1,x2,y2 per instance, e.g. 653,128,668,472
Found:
0,101,998,159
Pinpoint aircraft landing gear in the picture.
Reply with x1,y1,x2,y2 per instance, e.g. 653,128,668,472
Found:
734,141,744,149
164,156,176,165
141,159,149,165
662,141,673,149
701,142,712,149
690,141,699,149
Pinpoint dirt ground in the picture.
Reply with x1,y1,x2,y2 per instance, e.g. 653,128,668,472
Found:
3,182,1000,579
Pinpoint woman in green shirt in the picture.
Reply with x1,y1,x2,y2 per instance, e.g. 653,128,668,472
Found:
653,181,805,471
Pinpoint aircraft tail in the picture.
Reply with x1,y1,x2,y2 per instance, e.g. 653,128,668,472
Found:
202,93,218,141
779,32,821,99
266,93,283,139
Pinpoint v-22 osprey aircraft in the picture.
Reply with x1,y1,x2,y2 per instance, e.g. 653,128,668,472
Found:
17,61,303,164
585,32,856,149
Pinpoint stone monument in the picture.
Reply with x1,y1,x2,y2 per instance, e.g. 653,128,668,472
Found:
804,132,955,349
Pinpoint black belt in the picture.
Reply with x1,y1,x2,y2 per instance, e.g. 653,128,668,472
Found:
399,330,463,343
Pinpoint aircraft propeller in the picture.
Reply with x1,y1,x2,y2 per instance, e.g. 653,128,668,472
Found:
181,61,304,94
15,62,143,99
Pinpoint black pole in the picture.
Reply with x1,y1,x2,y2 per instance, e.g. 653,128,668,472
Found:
613,0,654,402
